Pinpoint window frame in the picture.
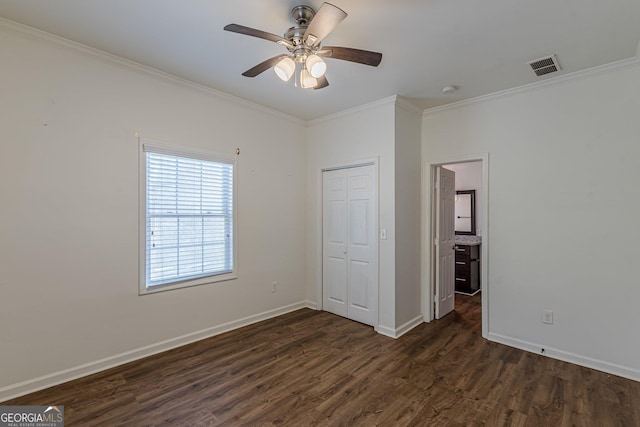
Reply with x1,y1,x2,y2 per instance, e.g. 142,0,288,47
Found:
138,139,238,295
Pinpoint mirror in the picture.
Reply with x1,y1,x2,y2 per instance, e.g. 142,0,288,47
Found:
455,190,476,235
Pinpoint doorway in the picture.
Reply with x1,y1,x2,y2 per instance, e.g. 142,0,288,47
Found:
427,155,488,337
322,163,378,326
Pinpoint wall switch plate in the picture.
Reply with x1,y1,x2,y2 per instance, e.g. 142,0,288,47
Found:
272,282,278,293
380,229,387,240
542,309,554,324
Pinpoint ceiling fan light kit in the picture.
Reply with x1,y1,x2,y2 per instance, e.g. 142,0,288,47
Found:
300,69,318,88
306,54,327,78
274,57,296,81
224,2,382,90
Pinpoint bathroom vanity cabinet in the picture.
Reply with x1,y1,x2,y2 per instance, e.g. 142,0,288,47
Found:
455,243,480,295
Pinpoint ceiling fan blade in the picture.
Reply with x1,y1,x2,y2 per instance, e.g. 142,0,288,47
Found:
242,54,288,77
320,46,382,67
314,75,329,90
303,3,347,46
224,24,293,48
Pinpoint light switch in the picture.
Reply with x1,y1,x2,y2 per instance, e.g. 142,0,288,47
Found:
380,228,387,240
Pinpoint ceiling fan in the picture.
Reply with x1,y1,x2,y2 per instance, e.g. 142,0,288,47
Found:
224,2,382,90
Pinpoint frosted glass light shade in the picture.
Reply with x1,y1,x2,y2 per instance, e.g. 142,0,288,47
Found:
300,69,318,89
306,54,327,78
274,57,295,81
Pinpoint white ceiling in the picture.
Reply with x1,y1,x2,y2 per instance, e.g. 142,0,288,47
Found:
1,0,639,120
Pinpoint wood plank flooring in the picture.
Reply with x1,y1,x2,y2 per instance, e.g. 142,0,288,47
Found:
4,294,640,426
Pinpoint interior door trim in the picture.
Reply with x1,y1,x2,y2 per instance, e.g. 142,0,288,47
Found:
423,153,489,339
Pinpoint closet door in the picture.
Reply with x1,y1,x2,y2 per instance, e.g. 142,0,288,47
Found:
323,168,349,318
323,165,377,326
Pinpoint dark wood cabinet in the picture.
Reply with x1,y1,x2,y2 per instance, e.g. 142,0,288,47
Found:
455,244,480,295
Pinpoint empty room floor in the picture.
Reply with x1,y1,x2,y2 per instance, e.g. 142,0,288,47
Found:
4,294,639,426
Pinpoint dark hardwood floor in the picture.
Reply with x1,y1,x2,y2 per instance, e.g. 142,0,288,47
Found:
4,294,640,426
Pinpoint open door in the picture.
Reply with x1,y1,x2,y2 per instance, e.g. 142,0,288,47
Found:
435,166,455,319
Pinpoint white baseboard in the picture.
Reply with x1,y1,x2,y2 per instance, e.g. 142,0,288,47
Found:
0,301,310,402
304,300,318,310
395,315,425,338
375,325,396,338
375,315,424,339
487,332,640,382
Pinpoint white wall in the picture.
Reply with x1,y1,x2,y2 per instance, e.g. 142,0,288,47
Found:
445,161,483,235
0,26,307,398
422,62,640,380
394,101,422,327
306,97,423,336
306,98,397,331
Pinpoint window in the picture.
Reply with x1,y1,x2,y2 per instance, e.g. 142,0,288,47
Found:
140,141,236,294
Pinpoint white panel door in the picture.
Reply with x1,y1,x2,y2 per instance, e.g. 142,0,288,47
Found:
435,166,455,319
345,166,377,325
323,165,377,326
323,169,348,318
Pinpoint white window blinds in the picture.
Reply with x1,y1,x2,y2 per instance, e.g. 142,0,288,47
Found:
143,145,234,288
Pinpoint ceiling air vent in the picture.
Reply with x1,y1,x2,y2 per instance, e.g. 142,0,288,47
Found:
528,55,561,77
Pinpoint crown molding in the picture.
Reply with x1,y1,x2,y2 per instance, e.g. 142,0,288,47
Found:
307,94,423,126
307,95,397,126
423,56,639,117
0,17,306,126
395,96,424,116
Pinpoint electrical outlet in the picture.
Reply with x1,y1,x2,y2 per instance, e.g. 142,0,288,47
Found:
272,281,278,293
542,309,553,324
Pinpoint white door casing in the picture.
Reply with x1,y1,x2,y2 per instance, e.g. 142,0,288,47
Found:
323,165,378,326
435,166,455,319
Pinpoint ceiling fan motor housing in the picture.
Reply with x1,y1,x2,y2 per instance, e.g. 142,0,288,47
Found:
284,26,307,46
286,5,316,47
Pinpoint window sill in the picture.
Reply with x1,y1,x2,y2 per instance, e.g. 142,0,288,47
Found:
139,272,237,295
